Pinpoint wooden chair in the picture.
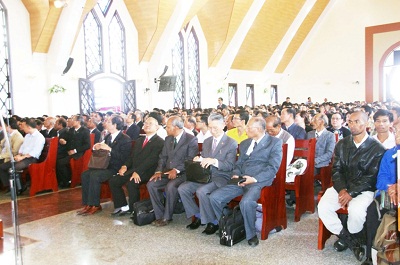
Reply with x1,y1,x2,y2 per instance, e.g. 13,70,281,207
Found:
285,138,316,222
258,144,288,240
70,134,95,187
317,190,348,250
27,137,59,196
230,144,288,240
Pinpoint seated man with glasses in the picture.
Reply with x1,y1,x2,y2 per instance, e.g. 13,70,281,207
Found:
226,110,249,144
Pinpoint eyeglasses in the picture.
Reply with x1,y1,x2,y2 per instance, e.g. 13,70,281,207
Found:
232,117,241,120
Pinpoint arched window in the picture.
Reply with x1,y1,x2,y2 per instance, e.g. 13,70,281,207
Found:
383,45,400,102
80,1,135,114
0,2,12,115
172,26,201,109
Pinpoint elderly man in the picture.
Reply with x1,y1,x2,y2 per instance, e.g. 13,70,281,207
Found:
41,116,57,138
307,113,336,175
210,117,282,247
265,115,294,167
147,116,198,227
318,111,386,261
178,113,237,234
109,114,164,215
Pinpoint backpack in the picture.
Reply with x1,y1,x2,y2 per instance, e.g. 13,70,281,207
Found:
131,199,155,226
219,205,246,247
373,210,399,265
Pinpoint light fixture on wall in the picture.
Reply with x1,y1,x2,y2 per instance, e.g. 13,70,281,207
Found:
54,0,69,8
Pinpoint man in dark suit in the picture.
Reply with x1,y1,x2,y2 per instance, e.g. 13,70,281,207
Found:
307,113,335,175
77,115,132,215
87,118,101,144
109,115,164,215
217,97,227,109
134,110,144,130
147,116,198,226
281,108,307,139
124,112,140,140
41,117,58,138
178,113,237,234
54,117,70,160
56,115,91,188
210,117,283,247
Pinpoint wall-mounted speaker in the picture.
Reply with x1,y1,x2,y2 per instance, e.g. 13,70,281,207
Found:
62,57,74,75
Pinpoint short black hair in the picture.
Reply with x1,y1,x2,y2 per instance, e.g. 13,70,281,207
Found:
111,115,125,131
148,112,163,125
373,109,393,122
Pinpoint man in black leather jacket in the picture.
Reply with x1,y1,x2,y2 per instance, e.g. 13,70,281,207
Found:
318,111,385,262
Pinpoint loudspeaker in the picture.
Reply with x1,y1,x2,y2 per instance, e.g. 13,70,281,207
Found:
62,57,74,75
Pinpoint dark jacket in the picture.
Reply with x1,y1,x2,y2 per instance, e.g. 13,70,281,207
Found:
124,135,164,181
332,135,385,197
104,132,132,172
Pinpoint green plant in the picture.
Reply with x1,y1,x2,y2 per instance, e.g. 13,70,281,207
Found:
49,84,66,94
217,87,225,94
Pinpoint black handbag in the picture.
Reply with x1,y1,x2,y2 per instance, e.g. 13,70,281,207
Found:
88,149,111,169
184,160,211,184
131,199,155,226
219,205,246,247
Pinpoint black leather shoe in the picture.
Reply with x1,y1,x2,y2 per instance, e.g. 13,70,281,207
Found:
361,257,373,265
202,223,219,235
352,245,365,261
333,238,348,252
17,185,27,196
248,235,259,247
186,217,201,230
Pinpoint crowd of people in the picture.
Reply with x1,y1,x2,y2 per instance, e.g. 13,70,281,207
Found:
0,97,398,263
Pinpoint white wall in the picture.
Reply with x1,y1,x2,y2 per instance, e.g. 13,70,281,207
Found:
278,0,400,104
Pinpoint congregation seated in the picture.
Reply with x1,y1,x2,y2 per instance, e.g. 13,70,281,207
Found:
56,114,91,188
0,118,45,194
109,114,164,216
371,109,396,149
210,117,282,247
178,113,237,235
306,113,336,176
86,117,101,144
40,116,58,138
318,111,386,262
124,111,140,140
226,110,249,144
195,113,211,144
281,108,307,140
327,112,351,140
77,115,131,215
362,122,399,265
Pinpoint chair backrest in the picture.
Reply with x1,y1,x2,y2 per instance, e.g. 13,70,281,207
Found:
43,137,59,167
293,138,316,175
276,144,288,182
89,133,95,148
38,137,53,162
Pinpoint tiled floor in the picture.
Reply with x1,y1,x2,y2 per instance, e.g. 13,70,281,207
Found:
0,188,362,265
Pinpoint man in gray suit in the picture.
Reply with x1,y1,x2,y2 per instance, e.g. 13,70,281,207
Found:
307,113,336,175
210,117,283,247
147,116,198,227
178,113,237,234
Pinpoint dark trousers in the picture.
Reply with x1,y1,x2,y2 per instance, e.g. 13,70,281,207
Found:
365,196,389,258
56,153,83,186
81,168,114,206
109,174,147,211
0,158,37,187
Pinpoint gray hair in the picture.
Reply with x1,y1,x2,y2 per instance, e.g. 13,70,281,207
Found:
208,113,225,127
252,117,266,131
170,116,184,129
320,114,329,127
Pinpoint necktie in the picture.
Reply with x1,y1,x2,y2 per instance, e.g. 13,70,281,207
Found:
142,137,149,148
212,138,217,153
173,137,177,149
316,132,319,139
253,141,257,149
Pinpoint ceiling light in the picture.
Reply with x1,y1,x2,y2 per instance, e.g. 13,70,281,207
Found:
54,0,68,8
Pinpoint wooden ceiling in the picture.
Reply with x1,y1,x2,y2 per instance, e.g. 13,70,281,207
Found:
21,0,331,73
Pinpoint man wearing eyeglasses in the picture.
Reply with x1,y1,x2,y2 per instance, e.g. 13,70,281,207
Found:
226,110,249,144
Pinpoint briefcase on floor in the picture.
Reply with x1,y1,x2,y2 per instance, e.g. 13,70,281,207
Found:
131,199,155,226
219,205,246,247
